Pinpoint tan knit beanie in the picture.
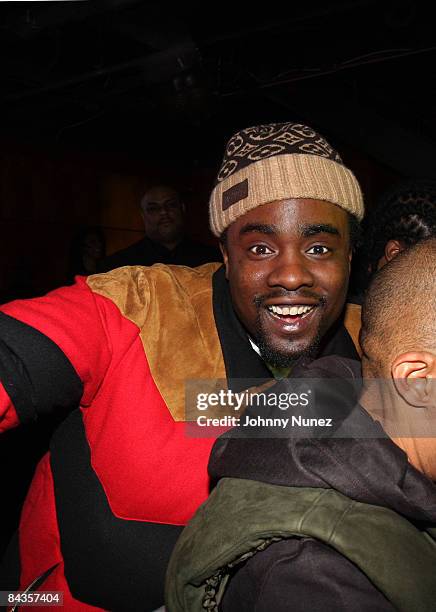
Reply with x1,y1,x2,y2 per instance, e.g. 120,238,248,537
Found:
209,122,364,237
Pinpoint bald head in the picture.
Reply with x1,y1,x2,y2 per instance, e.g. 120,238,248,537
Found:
140,185,185,249
361,238,436,375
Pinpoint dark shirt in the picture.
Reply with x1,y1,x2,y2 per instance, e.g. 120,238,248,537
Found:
212,355,436,612
98,236,221,272
221,537,395,612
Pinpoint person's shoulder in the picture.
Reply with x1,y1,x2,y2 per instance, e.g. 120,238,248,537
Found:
87,262,223,306
98,238,149,271
222,537,395,612
161,261,223,294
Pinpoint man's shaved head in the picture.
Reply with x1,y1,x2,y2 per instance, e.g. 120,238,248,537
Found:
361,238,436,375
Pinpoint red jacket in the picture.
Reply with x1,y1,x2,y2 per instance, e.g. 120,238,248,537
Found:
0,263,360,610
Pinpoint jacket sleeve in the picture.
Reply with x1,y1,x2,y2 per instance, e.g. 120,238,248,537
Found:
220,537,395,612
0,276,118,431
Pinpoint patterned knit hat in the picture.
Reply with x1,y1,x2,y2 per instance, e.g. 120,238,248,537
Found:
209,122,364,237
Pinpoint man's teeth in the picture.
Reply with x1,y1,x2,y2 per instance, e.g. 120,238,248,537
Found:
268,304,314,316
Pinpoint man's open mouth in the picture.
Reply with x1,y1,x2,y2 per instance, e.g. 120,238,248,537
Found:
266,304,316,320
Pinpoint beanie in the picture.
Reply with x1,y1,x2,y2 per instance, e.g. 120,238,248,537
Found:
209,122,364,237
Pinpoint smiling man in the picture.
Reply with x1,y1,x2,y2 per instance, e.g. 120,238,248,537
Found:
221,198,353,370
212,123,363,373
0,122,363,610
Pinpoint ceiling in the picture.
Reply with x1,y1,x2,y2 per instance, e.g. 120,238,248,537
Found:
1,0,435,174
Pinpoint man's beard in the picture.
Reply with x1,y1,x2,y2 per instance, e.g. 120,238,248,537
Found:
253,292,325,369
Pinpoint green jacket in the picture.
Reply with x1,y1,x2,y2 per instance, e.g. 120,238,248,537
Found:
165,478,436,612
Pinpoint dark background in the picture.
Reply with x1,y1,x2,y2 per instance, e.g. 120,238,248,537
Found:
1,0,435,555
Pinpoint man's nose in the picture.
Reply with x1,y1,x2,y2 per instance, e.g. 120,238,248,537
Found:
157,204,172,216
266,252,314,291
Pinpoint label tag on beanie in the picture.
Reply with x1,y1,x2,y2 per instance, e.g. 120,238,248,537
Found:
222,179,249,211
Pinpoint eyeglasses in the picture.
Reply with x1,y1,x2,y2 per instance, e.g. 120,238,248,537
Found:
143,200,181,215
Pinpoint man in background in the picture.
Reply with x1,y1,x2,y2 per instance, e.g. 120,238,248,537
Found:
99,184,220,270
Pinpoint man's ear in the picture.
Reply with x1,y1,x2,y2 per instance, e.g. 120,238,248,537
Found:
384,239,405,263
219,243,229,279
392,351,436,407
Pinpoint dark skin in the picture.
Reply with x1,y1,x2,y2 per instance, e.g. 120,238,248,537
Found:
376,238,405,271
221,198,352,365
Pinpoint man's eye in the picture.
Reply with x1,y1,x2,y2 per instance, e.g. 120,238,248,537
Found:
249,245,273,255
307,245,330,255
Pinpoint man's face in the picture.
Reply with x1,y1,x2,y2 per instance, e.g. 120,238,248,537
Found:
222,198,352,367
140,186,185,246
82,232,104,259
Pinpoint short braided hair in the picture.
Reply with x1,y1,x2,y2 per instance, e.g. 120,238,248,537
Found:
364,179,436,276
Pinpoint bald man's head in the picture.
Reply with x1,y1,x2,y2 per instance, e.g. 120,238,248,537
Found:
360,238,436,376
140,185,185,249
